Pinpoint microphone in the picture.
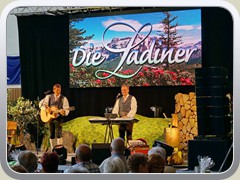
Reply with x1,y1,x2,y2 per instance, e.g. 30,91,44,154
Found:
44,90,52,95
116,93,121,99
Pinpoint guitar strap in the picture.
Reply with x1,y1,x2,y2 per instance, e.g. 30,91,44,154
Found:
48,95,51,107
58,95,64,109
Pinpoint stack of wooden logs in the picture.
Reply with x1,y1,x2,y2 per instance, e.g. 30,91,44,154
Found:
174,92,198,160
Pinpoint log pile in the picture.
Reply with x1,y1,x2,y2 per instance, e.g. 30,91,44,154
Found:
174,92,198,160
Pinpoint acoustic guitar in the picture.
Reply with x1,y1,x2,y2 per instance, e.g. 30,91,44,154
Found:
40,106,75,123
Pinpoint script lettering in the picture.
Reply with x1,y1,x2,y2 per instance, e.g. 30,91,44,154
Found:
72,49,105,67
71,22,198,79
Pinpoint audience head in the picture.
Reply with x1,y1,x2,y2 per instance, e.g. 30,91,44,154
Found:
40,152,59,173
66,167,89,173
11,164,28,173
103,157,126,173
7,144,15,162
17,150,38,173
127,153,149,173
75,144,92,162
148,154,165,173
110,137,125,154
7,143,11,154
148,146,167,165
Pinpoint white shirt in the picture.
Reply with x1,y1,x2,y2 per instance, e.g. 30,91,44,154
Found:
39,94,70,116
112,94,137,118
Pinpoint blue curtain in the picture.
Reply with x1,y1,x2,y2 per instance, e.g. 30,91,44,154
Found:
7,56,21,85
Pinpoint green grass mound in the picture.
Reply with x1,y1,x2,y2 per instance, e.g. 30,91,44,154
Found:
63,114,169,148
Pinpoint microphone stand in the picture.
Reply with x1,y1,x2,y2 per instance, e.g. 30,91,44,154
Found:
36,116,39,155
37,93,50,155
114,94,121,111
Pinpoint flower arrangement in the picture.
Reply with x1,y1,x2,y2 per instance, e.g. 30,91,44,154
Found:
7,96,40,131
7,90,44,145
70,63,195,88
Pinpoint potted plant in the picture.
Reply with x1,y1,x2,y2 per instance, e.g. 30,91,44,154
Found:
7,91,41,146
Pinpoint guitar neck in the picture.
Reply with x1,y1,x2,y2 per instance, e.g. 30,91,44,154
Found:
55,106,75,111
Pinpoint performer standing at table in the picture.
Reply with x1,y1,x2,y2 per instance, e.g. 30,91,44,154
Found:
39,84,70,150
112,84,137,141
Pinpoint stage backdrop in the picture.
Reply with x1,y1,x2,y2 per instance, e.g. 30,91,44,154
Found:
69,9,202,88
17,7,232,120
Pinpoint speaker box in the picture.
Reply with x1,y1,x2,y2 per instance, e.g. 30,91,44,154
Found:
195,76,227,87
196,96,228,107
188,139,232,172
92,143,111,165
197,106,229,117
195,66,228,79
195,67,230,137
197,116,230,137
195,86,227,96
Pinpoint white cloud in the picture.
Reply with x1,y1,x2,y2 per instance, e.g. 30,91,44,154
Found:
181,36,201,46
177,25,202,31
152,23,164,31
177,25,195,30
84,39,103,47
102,18,153,32
197,25,201,30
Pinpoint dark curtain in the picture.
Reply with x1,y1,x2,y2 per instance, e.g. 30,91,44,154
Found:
201,7,233,91
17,7,232,121
17,15,69,101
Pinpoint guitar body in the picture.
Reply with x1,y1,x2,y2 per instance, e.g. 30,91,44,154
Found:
40,106,59,123
40,106,75,123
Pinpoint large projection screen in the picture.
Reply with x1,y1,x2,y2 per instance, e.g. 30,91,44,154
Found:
69,8,201,88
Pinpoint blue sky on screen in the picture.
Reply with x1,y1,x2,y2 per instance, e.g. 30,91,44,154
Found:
72,9,201,47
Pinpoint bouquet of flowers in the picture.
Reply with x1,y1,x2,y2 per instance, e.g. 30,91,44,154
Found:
197,155,215,173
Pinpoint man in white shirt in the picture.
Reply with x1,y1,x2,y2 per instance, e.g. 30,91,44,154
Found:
112,84,137,141
39,84,70,151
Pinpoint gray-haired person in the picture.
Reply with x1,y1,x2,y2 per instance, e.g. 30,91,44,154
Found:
99,137,128,173
17,150,38,173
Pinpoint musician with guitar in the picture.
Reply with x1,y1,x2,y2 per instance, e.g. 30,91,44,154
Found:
39,84,71,151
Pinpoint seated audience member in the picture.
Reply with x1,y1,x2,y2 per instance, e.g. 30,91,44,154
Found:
148,154,165,173
127,153,149,173
17,150,38,173
103,157,127,173
40,152,59,173
7,144,17,165
66,167,89,173
148,146,176,173
64,144,100,173
11,164,28,173
7,143,12,162
99,137,128,173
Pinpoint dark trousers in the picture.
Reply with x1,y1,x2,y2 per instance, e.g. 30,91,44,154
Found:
119,122,133,141
49,118,63,139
